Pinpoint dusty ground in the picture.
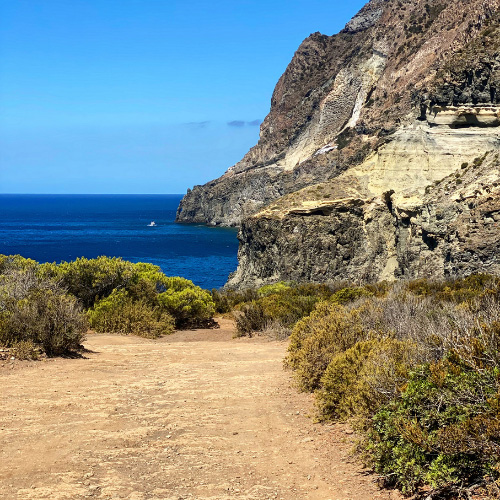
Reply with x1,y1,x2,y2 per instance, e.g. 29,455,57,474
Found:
0,319,400,500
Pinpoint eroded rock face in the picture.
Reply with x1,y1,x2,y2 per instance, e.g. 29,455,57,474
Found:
177,0,500,288
177,0,500,227
227,197,396,288
227,153,500,288
393,153,500,279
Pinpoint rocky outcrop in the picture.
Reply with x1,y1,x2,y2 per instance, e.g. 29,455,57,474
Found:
227,152,500,288
177,0,500,289
177,0,500,227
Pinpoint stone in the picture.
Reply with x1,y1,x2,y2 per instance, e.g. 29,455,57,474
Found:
177,0,500,286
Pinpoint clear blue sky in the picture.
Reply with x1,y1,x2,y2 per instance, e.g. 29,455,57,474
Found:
0,0,366,194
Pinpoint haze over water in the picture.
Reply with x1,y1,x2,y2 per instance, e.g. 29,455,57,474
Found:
0,194,239,290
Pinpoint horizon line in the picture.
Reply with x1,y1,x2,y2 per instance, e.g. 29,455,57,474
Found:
0,193,185,196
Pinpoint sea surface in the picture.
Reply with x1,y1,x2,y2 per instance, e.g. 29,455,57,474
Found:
0,194,239,290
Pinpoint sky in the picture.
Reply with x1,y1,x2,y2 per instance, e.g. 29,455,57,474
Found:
0,0,367,194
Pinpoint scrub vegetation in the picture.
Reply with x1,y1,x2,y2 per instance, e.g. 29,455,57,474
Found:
4,252,500,496
0,254,216,355
220,275,500,497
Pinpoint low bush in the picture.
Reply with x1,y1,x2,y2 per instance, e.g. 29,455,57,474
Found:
405,274,500,304
38,257,216,329
231,282,335,337
88,289,174,338
257,281,291,297
0,254,38,273
10,340,42,360
0,269,87,355
158,286,215,328
285,302,365,391
365,358,500,494
283,275,500,495
212,287,259,314
39,256,137,308
260,293,318,327
235,301,266,337
316,338,419,424
330,286,373,304
211,288,232,314
0,255,219,351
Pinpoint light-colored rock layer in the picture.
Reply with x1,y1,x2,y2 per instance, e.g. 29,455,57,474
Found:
227,152,500,288
257,118,500,219
426,105,500,127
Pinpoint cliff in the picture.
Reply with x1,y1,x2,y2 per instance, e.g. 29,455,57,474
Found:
177,0,500,227
177,0,500,287
227,151,500,287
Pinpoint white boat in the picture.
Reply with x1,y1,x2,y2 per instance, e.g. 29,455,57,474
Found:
147,221,157,227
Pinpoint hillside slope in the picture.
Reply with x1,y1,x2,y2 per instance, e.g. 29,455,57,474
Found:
177,0,500,228
177,0,500,287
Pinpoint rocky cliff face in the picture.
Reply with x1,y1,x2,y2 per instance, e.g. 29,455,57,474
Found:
227,151,500,287
177,0,500,227
177,0,500,287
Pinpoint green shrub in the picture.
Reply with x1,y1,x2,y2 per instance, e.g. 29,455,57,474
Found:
257,282,291,297
211,288,232,314
260,293,319,328
158,286,215,328
365,359,500,494
39,257,216,329
0,254,38,273
285,302,365,391
39,256,137,308
88,289,174,338
330,286,372,304
232,282,333,337
316,338,418,424
405,274,500,304
212,287,260,313
0,270,87,355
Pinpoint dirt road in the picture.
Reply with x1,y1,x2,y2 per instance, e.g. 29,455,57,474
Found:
0,320,399,500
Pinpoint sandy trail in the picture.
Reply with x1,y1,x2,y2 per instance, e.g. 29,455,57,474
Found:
0,319,398,500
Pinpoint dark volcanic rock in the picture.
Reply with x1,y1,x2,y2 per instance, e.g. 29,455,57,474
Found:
227,198,394,287
227,152,500,288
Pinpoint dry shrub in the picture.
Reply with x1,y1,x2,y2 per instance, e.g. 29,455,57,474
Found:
235,301,266,337
10,340,41,360
285,302,365,391
228,282,334,337
316,338,420,424
88,289,174,338
278,275,500,495
261,319,292,340
0,269,87,355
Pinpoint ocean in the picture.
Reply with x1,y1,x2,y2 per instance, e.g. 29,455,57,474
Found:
0,194,239,290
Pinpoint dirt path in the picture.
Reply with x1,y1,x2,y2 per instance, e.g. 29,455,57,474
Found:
0,319,399,500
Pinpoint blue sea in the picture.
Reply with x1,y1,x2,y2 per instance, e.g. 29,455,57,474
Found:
0,194,239,290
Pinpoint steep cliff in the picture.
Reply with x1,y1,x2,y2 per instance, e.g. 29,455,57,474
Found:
177,0,500,227
176,0,500,288
227,151,500,287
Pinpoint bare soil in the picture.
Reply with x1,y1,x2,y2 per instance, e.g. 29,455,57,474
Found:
0,319,401,500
